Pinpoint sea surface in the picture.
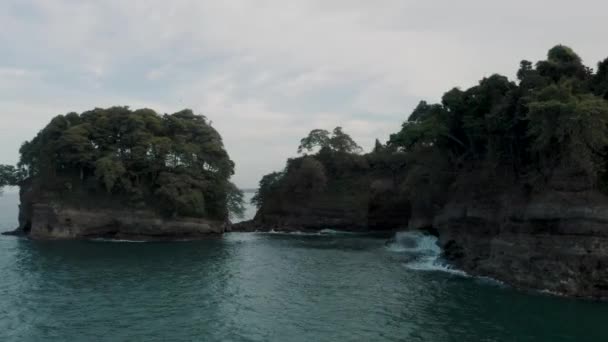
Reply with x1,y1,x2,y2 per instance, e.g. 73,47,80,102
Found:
1,192,607,342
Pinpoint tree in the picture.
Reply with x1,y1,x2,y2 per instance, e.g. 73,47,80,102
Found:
592,58,608,99
226,182,245,220
298,129,331,153
527,83,608,179
285,157,328,194
0,165,23,194
536,45,589,82
330,127,363,153
18,107,237,220
298,127,362,154
373,139,385,153
386,45,608,184
95,157,127,193
251,172,284,209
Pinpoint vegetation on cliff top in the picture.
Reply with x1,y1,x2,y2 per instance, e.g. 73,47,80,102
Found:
1,107,243,220
0,165,23,194
253,45,608,215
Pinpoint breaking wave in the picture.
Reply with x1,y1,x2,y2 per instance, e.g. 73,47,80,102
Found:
386,231,468,276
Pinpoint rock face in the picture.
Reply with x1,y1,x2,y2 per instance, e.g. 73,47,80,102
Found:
6,183,226,240
22,204,225,240
434,187,608,299
233,177,410,232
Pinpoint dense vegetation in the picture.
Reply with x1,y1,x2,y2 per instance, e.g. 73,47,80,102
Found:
253,46,608,213
0,165,23,194
1,107,243,220
386,45,608,188
251,126,396,210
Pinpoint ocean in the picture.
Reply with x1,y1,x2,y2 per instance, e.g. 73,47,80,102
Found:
0,192,607,341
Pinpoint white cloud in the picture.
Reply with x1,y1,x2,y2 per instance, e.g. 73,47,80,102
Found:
0,0,607,186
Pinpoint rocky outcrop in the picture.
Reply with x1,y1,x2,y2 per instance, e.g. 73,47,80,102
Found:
4,182,226,240
25,204,224,240
434,187,608,299
7,203,225,240
233,177,410,232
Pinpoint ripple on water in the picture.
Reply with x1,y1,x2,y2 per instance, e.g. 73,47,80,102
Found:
0,226,608,341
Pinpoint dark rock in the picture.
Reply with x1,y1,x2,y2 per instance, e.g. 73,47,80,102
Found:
434,173,608,300
13,182,226,241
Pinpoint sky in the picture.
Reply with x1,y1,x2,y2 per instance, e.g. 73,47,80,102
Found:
0,0,607,188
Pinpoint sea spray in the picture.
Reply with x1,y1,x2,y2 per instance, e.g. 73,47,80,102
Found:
386,231,468,276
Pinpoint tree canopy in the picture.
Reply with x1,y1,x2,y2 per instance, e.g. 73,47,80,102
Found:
254,45,608,212
298,127,363,154
251,171,285,209
16,107,240,220
387,45,608,186
0,165,23,194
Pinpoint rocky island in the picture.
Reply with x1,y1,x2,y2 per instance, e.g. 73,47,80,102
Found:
236,46,608,299
1,107,243,240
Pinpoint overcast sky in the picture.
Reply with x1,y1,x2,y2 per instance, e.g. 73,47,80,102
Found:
0,0,606,187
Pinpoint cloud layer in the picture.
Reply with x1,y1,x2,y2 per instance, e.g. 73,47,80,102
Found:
1,0,607,186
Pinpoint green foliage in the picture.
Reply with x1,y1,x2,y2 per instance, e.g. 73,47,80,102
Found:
154,172,207,217
388,102,451,152
298,129,330,153
227,182,245,220
329,127,363,154
19,107,236,220
95,157,126,193
284,157,328,194
0,165,24,193
592,58,608,99
527,84,608,176
536,45,589,82
251,172,285,209
373,139,385,153
386,45,608,186
298,127,362,154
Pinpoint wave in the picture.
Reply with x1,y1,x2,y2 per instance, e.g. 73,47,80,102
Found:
404,257,469,277
386,231,468,277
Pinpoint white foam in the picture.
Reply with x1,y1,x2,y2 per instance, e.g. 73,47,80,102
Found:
385,231,441,255
404,257,469,277
386,231,468,277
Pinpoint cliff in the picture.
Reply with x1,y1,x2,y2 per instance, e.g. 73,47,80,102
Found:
232,151,412,232
4,180,226,240
234,182,409,232
432,171,608,299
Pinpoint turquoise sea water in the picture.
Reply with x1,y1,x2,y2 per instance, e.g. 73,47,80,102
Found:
1,192,607,341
